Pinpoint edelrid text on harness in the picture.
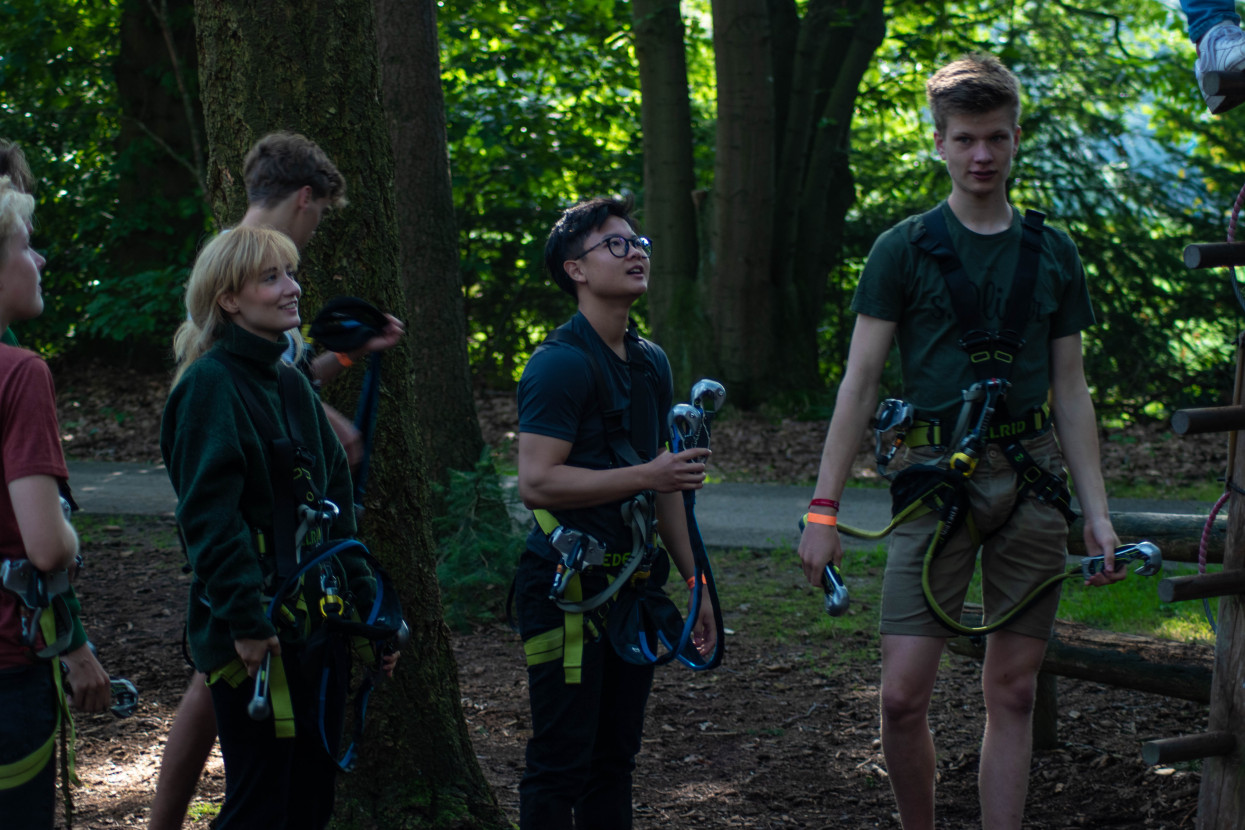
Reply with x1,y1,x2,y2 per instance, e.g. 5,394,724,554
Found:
206,352,406,772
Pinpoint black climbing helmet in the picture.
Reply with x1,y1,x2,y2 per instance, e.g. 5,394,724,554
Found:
308,296,388,354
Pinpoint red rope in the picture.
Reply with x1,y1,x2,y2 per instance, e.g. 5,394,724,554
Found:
1199,490,1229,576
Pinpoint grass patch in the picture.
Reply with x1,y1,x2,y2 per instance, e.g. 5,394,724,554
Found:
187,801,222,822
710,543,1216,647
1105,478,1224,502
74,513,180,549
711,544,887,655
1053,562,1218,643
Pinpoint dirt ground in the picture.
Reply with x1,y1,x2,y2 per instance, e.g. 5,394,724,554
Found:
49,359,1226,829
66,516,1208,830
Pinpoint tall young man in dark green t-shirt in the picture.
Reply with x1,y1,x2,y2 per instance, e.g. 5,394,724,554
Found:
798,54,1125,829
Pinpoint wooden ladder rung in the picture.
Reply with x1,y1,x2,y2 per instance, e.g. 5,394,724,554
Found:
1203,70,1245,97
1142,732,1236,766
1158,569,1245,603
1171,405,1245,435
1184,242,1245,269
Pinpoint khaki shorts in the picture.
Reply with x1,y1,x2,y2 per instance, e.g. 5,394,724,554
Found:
879,429,1070,640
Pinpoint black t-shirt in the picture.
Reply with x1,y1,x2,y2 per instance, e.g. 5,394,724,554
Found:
517,312,674,558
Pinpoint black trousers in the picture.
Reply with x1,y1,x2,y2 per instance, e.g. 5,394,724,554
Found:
515,549,655,830
0,661,57,829
209,646,339,829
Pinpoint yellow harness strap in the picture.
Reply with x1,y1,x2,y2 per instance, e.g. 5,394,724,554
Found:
209,655,296,739
533,509,559,536
0,610,74,791
905,403,1051,450
521,572,588,685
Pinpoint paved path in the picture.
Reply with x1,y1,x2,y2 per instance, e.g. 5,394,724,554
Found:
66,460,1211,551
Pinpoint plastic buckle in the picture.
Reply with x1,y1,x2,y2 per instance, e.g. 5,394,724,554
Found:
319,569,344,618
950,451,978,477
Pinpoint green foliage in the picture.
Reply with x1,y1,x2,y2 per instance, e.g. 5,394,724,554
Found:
843,1,1240,416
0,0,204,358
79,263,187,344
433,448,526,630
438,0,645,386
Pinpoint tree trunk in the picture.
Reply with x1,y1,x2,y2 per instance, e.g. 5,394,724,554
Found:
194,1,505,825
114,0,205,268
631,0,706,394
374,0,487,490
778,0,885,397
638,0,887,407
708,0,777,409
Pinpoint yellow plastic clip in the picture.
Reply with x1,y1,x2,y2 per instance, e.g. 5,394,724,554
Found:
950,452,978,477
319,593,345,618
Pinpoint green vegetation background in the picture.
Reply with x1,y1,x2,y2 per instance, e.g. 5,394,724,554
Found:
3,0,1242,424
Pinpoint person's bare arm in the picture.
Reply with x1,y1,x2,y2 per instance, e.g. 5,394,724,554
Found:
9,474,77,571
798,314,896,586
517,432,709,511
1049,332,1123,586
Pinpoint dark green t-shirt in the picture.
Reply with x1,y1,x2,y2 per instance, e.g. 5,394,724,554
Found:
851,201,1095,422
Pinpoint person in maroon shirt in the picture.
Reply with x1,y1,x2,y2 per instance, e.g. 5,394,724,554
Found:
0,175,109,825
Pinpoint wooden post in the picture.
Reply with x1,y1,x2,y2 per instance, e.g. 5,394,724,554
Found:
1195,342,1245,828
1172,405,1245,435
1032,671,1059,751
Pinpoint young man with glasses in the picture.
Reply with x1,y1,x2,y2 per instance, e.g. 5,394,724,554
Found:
514,195,716,829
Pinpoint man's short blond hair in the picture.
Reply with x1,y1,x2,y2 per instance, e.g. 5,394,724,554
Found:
926,53,1021,133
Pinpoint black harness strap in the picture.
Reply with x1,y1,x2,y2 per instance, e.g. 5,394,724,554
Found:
207,352,317,584
544,324,654,468
915,205,1046,382
1001,439,1079,524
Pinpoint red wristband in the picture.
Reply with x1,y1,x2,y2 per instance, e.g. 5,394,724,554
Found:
810,498,839,511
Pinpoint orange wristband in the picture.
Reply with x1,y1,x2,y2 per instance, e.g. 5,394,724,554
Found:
335,351,354,368
686,574,706,590
805,512,837,527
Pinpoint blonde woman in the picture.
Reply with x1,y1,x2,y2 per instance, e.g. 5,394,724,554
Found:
160,226,391,828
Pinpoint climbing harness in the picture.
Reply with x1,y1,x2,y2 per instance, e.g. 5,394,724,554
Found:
0,560,75,659
810,205,1146,634
520,319,725,674
207,350,407,773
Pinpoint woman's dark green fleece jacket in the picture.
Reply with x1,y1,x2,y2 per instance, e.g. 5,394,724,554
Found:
160,324,367,674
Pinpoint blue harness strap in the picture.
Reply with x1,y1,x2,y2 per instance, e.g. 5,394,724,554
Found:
351,355,382,511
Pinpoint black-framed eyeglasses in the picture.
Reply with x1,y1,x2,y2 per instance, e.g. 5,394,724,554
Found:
574,234,652,259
